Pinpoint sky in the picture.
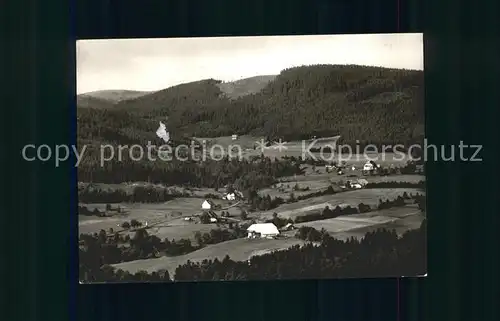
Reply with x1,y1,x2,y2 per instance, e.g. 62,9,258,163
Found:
76,33,423,94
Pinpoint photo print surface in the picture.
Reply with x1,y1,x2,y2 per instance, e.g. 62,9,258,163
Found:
77,33,426,283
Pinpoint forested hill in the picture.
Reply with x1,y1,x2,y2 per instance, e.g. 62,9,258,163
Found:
79,90,152,103
77,64,424,147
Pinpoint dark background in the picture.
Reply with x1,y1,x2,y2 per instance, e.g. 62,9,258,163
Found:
2,0,499,320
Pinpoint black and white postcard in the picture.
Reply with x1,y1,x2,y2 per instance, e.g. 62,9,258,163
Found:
77,34,426,283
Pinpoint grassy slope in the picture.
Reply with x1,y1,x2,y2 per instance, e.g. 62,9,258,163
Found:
111,204,424,275
253,188,424,220
111,237,306,275
293,205,422,234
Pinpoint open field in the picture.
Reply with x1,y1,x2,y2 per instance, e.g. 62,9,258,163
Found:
266,148,413,165
112,237,306,275
79,185,423,235
194,135,264,151
253,188,424,221
280,166,424,183
258,179,333,199
111,205,424,275
78,182,222,198
78,145,425,278
327,212,425,241
192,136,416,164
78,197,233,235
293,205,423,236
124,218,223,241
259,173,425,199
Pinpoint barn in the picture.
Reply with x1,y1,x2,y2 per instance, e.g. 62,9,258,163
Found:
201,199,215,210
247,223,280,239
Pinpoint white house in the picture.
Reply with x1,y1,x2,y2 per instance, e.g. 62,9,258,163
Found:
231,134,238,140
201,199,214,210
247,223,280,239
223,193,236,201
363,161,374,171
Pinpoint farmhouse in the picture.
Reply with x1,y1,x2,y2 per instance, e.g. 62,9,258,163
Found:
231,134,238,140
343,178,368,190
201,199,215,210
223,192,236,201
247,223,280,239
363,161,374,171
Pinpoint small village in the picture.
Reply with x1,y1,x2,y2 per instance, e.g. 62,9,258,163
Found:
80,158,416,236
79,154,425,281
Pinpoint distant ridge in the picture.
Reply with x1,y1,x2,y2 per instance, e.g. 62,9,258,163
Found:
79,90,153,103
217,75,277,99
77,75,277,109
78,64,424,147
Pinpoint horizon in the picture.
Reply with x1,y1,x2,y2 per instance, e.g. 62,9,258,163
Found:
78,64,423,96
77,33,424,95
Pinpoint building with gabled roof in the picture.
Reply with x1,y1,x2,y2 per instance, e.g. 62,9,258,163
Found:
247,223,280,239
202,199,215,210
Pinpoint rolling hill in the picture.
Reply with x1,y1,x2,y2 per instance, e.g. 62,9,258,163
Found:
217,75,277,99
76,95,115,109
77,64,424,149
79,89,152,104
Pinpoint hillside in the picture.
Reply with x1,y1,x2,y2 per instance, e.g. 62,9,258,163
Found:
79,90,152,103
77,64,424,150
76,95,115,109
216,75,277,99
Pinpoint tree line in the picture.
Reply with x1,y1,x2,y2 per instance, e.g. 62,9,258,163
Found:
245,180,425,217
81,220,426,282
79,225,250,282
77,154,302,188
172,220,426,281
78,180,424,219
108,65,424,145
78,185,189,204
365,180,425,189
79,193,426,282
85,219,426,282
